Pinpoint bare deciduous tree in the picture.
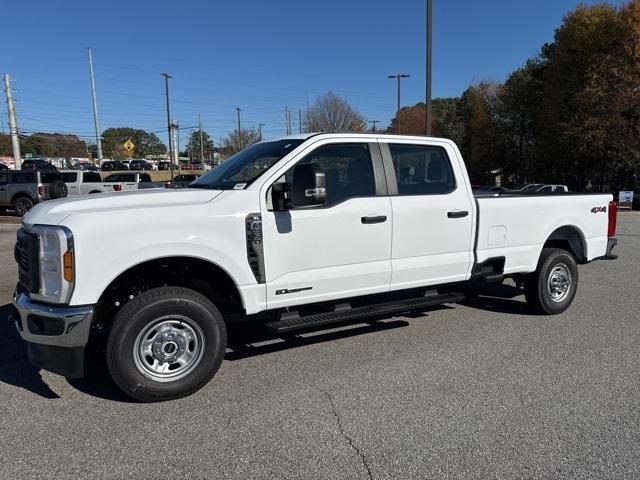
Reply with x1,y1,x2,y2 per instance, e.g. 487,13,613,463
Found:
306,92,366,133
221,128,261,156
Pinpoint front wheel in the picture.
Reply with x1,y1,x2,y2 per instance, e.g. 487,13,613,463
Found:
106,286,227,402
524,248,578,314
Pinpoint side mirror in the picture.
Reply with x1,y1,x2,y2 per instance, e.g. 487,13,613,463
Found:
292,163,326,208
272,182,293,211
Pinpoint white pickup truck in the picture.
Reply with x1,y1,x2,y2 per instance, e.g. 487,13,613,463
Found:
11,134,618,402
60,170,119,195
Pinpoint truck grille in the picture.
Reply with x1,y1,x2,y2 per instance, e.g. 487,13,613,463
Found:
15,228,40,293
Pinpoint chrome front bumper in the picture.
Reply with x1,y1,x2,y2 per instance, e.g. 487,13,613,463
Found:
12,290,94,348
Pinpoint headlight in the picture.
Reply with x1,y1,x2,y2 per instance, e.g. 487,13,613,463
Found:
29,225,75,304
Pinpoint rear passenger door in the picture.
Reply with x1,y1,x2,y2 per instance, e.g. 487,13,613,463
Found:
380,141,474,290
61,172,79,196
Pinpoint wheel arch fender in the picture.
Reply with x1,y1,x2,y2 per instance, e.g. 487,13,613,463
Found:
542,224,588,263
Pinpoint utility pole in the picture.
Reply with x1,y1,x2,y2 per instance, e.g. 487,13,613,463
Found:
87,48,103,163
198,114,204,162
298,109,302,134
235,107,241,133
284,107,289,135
258,123,265,141
388,73,410,134
287,108,292,136
425,0,433,135
161,73,173,166
369,120,380,133
3,74,21,169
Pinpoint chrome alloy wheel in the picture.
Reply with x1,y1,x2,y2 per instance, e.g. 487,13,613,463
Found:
133,316,205,382
548,263,572,303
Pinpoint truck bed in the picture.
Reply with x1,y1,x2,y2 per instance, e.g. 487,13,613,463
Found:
474,192,612,274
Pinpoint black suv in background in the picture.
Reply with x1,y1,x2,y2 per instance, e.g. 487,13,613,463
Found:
101,161,130,171
129,159,153,171
21,158,58,171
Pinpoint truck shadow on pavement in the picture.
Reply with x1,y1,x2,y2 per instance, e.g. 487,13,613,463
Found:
0,304,60,399
0,286,531,401
462,283,535,316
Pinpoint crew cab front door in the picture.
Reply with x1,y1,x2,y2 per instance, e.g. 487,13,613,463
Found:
261,141,392,309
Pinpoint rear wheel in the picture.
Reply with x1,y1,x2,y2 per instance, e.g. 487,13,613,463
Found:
524,248,578,314
49,179,68,199
13,196,34,216
106,286,227,402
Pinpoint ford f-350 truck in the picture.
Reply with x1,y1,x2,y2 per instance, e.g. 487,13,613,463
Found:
11,134,618,402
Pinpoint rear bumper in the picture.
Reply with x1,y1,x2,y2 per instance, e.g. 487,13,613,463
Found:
11,290,94,377
604,237,618,260
593,237,618,261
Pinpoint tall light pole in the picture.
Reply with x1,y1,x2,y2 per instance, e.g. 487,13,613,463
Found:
258,123,266,141
198,114,204,162
388,73,410,133
235,107,241,133
426,0,433,135
369,120,380,133
161,73,173,163
87,48,103,163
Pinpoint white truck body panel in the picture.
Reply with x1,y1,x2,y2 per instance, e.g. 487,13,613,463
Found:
21,134,613,316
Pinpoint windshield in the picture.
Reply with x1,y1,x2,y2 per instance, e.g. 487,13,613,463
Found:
189,139,304,190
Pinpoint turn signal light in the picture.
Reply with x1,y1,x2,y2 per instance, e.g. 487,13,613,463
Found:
113,184,122,192
63,250,74,282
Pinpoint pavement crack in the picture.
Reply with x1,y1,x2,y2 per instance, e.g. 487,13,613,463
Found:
323,390,374,480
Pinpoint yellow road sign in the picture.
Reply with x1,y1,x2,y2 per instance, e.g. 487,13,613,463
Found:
123,139,135,151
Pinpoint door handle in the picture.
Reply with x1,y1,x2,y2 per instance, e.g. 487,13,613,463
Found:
447,210,469,218
361,215,387,224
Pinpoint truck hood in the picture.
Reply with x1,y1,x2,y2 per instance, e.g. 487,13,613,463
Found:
23,188,223,226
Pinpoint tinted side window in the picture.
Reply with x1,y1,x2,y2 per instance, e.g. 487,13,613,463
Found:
13,173,36,184
285,143,375,206
389,144,455,195
0,173,8,184
61,172,78,182
83,172,101,182
140,174,151,182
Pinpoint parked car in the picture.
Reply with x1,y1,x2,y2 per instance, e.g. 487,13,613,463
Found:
516,183,545,192
129,159,153,171
101,160,129,171
103,172,163,190
12,133,618,401
60,170,123,195
69,162,99,172
536,184,569,192
164,174,201,189
0,170,67,215
0,163,9,171
21,158,58,171
157,161,173,171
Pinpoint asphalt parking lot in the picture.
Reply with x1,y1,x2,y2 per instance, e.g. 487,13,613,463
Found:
0,214,638,479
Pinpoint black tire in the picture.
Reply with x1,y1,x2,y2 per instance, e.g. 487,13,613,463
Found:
106,286,227,402
12,196,34,216
49,179,68,199
524,248,578,315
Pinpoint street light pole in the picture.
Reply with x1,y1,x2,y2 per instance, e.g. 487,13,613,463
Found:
258,123,266,141
161,73,173,161
388,74,410,133
426,0,433,136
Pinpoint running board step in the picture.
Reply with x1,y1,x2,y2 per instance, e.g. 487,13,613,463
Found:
265,292,464,334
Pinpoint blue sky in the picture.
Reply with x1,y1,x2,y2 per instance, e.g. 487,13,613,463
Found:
2,0,626,147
